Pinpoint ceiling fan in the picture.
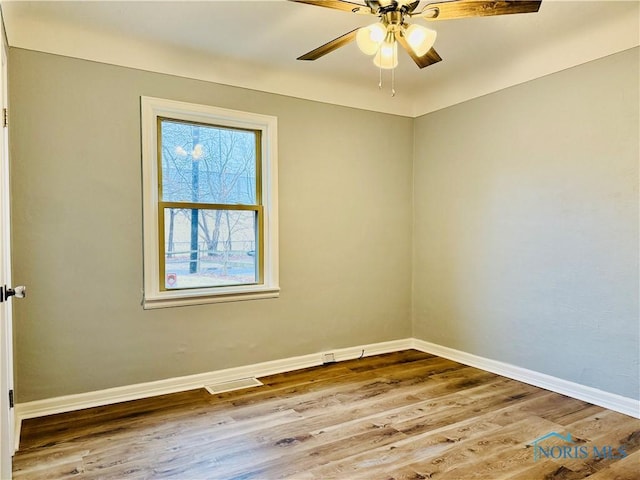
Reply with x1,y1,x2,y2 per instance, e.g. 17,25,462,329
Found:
289,0,542,70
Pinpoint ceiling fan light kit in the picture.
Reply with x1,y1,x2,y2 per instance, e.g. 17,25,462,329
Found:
373,33,398,69
290,0,542,93
356,20,437,69
405,23,437,57
356,22,387,54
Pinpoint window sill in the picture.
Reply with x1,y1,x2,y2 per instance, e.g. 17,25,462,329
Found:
142,286,280,309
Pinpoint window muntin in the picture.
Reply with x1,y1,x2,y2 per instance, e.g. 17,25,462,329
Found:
141,97,278,308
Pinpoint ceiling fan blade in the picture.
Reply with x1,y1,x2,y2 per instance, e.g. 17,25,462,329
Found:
288,0,372,14
297,28,360,61
418,0,542,20
399,1,422,14
395,32,442,68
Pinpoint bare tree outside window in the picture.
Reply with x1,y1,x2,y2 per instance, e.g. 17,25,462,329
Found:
159,119,259,289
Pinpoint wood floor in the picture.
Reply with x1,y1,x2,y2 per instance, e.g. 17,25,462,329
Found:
12,350,640,479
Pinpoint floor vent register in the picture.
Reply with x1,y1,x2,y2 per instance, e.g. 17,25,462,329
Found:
205,377,264,394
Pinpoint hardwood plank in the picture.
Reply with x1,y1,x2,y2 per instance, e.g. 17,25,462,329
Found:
19,389,213,449
541,411,640,478
337,350,437,372
11,444,89,478
470,392,602,428
307,416,560,479
13,349,640,480
584,450,640,480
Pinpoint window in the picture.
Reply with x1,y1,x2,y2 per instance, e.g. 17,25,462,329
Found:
141,97,278,308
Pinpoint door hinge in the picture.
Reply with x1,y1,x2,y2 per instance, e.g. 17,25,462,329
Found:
2,108,7,128
8,389,13,409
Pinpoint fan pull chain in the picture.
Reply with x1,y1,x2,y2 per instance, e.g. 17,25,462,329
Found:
378,66,396,97
376,46,395,97
391,46,396,97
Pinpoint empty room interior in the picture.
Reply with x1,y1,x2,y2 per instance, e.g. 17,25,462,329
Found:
0,0,639,479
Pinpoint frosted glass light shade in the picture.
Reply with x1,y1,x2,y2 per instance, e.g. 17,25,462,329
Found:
373,40,398,69
356,22,386,55
405,24,437,57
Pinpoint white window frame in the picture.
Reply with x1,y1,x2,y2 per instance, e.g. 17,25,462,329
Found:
141,96,279,309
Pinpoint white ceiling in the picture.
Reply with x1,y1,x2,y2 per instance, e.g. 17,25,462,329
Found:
2,0,639,116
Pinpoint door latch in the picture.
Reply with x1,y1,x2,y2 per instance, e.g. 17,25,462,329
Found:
4,285,26,301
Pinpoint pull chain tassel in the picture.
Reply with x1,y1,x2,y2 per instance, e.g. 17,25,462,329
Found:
391,43,396,97
391,66,396,97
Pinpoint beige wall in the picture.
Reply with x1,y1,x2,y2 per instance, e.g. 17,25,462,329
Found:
413,48,639,399
9,48,414,402
9,45,639,403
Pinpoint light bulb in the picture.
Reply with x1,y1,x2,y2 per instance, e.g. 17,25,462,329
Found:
356,22,386,56
373,39,398,70
405,24,437,57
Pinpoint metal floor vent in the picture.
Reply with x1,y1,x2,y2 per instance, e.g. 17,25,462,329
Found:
205,377,263,394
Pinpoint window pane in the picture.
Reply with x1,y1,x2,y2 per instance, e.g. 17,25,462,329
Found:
160,120,257,205
163,208,258,290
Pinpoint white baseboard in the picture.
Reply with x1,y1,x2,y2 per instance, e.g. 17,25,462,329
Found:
14,337,412,448
411,339,640,419
14,336,639,452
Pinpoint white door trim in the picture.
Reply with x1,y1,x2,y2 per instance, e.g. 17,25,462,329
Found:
0,9,15,478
